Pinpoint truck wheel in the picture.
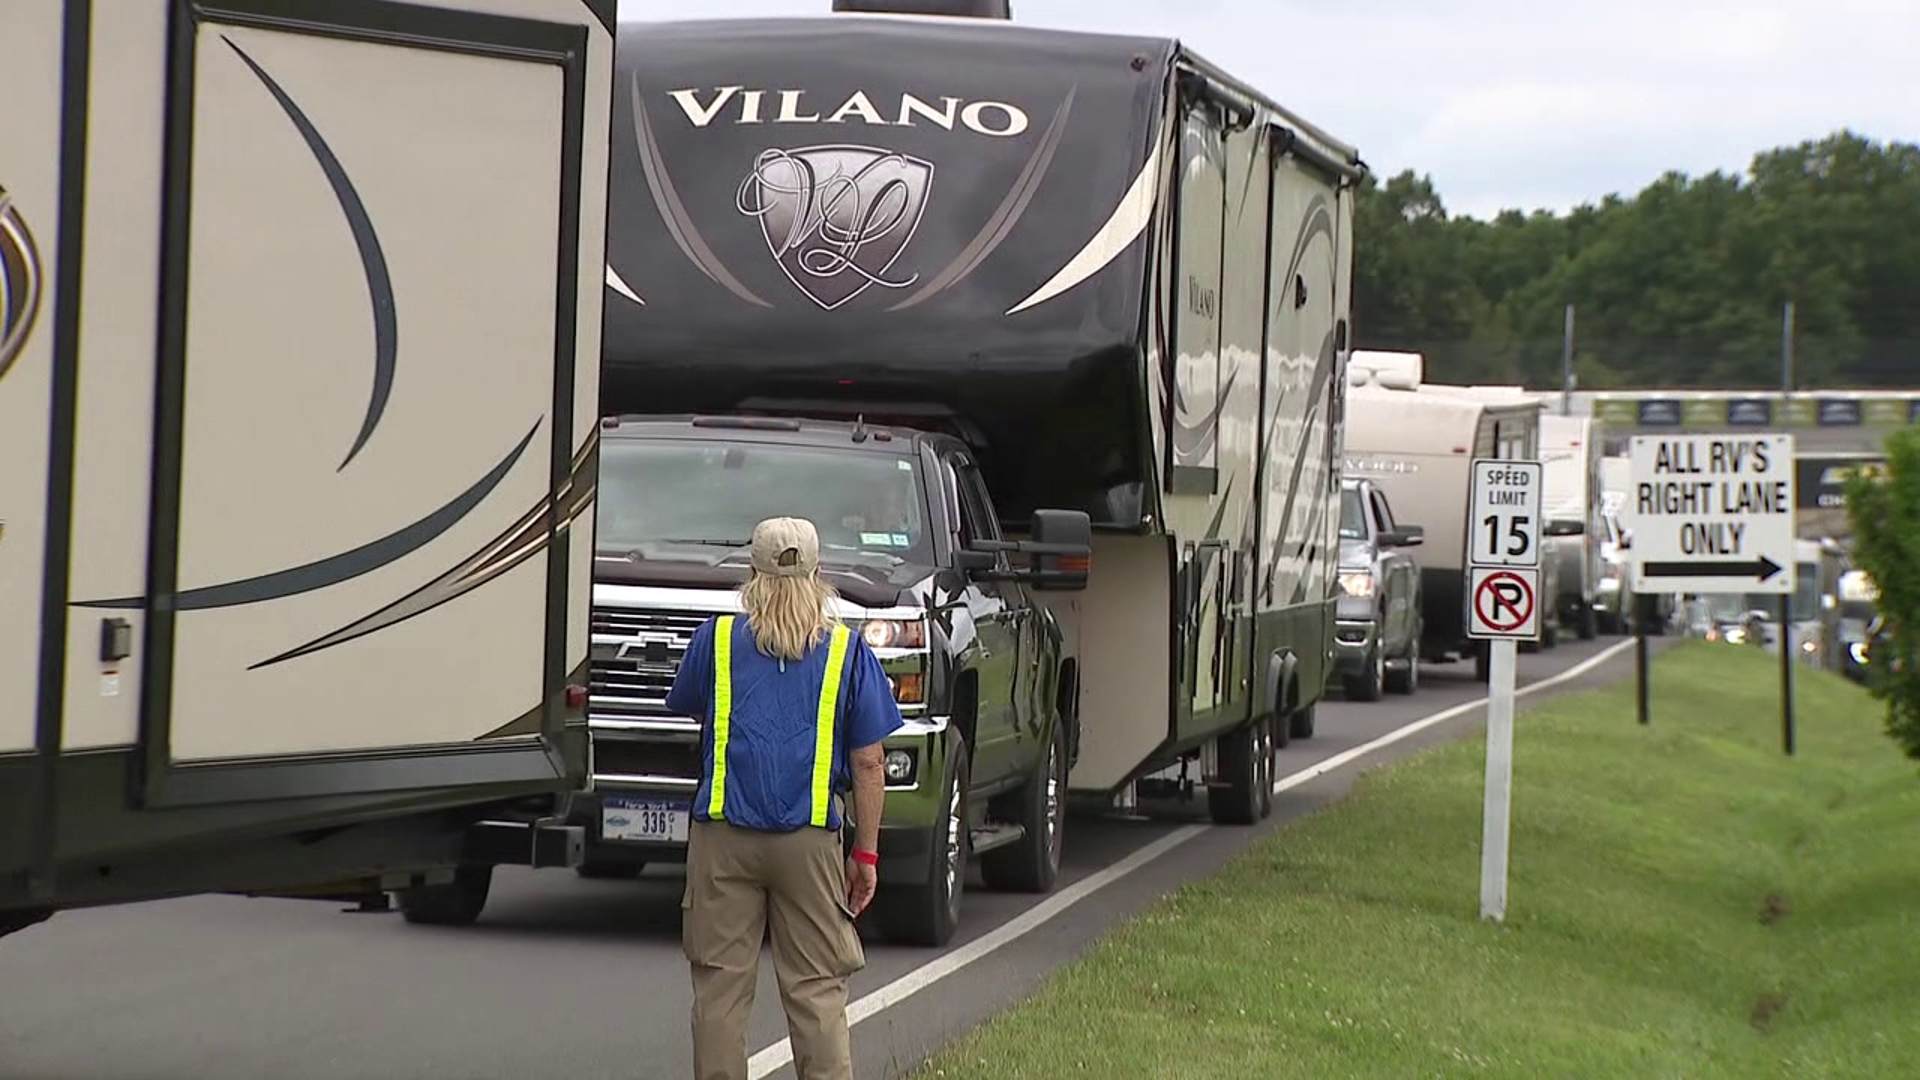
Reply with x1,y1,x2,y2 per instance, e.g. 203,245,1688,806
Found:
1473,644,1491,683
397,865,492,927
1577,602,1598,641
1540,621,1559,649
575,860,644,880
876,741,970,948
1208,714,1275,825
1385,647,1419,695
981,721,1068,894
1343,646,1384,703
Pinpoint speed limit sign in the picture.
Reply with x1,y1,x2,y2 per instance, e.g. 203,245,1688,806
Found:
1469,459,1543,569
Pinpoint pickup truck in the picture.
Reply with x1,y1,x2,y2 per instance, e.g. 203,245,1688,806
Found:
580,414,1090,948
1334,479,1425,700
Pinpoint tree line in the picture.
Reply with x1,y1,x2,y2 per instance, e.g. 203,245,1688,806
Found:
1352,130,1920,391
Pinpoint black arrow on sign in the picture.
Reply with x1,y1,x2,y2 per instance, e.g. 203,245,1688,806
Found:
1640,555,1784,582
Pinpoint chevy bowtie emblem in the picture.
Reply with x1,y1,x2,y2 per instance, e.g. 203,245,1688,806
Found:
0,183,45,382
736,145,933,310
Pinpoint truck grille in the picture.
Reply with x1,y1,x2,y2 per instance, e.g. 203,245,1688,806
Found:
590,605,717,717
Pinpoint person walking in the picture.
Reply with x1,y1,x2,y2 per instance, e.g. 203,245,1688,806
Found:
665,516,905,1080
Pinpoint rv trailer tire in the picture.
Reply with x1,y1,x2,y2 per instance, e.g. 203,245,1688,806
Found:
397,865,493,927
1208,714,1275,825
1288,702,1317,740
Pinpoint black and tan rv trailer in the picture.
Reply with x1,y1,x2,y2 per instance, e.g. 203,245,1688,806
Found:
593,5,1361,846
1,0,617,939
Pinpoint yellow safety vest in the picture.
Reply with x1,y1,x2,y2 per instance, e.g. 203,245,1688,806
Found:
707,616,852,828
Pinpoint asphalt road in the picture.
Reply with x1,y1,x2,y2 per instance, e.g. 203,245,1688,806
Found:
0,636,1646,1080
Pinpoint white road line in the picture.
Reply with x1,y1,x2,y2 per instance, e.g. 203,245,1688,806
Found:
745,638,1637,1079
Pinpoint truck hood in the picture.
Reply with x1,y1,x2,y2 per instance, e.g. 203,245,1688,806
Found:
593,542,932,610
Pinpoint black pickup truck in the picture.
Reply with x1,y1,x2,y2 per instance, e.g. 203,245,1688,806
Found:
1333,479,1425,700
579,414,1090,948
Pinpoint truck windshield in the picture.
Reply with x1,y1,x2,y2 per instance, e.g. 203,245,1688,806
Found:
597,439,933,564
1339,488,1367,540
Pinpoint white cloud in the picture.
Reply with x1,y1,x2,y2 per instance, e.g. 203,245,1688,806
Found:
618,0,1920,219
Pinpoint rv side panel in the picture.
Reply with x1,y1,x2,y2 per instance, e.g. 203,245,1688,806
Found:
0,0,64,759
61,2,166,751
1253,149,1346,704
1063,533,1172,793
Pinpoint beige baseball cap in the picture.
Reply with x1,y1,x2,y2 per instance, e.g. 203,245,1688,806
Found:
750,516,821,578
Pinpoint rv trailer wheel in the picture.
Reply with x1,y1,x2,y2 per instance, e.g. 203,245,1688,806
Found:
397,865,493,927
1288,702,1317,741
1208,715,1272,825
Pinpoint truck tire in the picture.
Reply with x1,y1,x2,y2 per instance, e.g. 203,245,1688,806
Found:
1577,602,1598,641
1473,643,1491,683
1385,646,1419,695
876,740,970,948
1208,714,1275,825
981,720,1068,894
1343,645,1384,702
397,865,492,927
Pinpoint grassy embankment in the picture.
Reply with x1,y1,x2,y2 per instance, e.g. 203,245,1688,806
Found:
916,643,1920,1079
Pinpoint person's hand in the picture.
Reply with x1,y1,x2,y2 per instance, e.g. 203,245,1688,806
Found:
845,857,878,917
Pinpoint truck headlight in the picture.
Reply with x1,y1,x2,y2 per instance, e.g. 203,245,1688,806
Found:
1801,638,1818,655
1850,642,1870,665
859,618,927,649
1337,572,1375,598
884,750,916,783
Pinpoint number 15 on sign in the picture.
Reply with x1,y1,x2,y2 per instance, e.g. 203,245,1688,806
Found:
1471,459,1544,568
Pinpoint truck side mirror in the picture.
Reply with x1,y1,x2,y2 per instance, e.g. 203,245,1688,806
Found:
1381,525,1424,548
1022,508,1093,591
1544,519,1585,538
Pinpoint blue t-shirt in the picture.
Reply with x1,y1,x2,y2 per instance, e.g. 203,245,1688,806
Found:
665,615,906,832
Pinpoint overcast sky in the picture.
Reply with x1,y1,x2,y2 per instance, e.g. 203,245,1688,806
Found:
619,0,1919,220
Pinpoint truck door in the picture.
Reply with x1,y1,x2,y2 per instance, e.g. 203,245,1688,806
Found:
946,457,1024,785
51,0,614,808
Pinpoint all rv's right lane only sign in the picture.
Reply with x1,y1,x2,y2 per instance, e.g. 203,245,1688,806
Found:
1622,433,1797,595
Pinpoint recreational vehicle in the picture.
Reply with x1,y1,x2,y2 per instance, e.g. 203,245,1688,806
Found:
2,0,618,940
1343,353,1546,678
1539,414,1604,639
523,5,1360,946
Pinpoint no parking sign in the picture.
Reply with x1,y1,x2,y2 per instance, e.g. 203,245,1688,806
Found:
1469,565,1540,640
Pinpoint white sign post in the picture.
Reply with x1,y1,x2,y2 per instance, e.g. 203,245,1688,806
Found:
1623,433,1798,751
1466,458,1542,923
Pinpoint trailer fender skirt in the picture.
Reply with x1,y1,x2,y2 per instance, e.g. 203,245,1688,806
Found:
462,820,584,869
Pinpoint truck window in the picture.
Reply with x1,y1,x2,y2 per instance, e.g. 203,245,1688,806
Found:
1369,490,1396,533
1338,488,1367,540
598,439,933,564
953,459,1004,550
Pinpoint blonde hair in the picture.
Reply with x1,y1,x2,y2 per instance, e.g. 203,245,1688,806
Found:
739,569,840,662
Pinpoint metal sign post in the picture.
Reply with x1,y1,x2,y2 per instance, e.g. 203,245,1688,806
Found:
1621,434,1797,747
1467,458,1543,923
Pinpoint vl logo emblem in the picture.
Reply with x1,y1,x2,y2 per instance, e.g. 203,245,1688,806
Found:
0,183,45,382
736,145,933,310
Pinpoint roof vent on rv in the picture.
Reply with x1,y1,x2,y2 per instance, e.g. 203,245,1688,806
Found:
832,0,1012,16
1347,349,1424,391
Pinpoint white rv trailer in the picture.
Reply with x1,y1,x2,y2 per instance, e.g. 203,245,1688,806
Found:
2,0,616,938
1539,413,1604,639
1343,351,1546,678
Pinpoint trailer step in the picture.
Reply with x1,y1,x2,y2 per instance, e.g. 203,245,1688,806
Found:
969,823,1026,856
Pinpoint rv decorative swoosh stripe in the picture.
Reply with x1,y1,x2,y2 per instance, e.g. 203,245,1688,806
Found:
248,431,599,669
1005,140,1160,316
0,186,44,382
1173,361,1241,461
223,38,397,474
76,422,542,613
889,86,1075,312
631,74,771,308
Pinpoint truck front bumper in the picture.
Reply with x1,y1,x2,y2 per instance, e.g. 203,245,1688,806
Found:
1331,618,1381,675
568,716,953,886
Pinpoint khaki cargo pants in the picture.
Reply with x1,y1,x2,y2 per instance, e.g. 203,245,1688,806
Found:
683,818,866,1080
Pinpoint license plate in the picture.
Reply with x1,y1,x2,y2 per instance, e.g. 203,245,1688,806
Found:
601,796,689,843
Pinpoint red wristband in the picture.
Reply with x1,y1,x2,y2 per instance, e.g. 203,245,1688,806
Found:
851,848,879,867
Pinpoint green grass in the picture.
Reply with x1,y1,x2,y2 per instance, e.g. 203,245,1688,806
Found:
913,644,1920,1080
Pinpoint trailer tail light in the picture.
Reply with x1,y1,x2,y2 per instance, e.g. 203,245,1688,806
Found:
565,684,589,709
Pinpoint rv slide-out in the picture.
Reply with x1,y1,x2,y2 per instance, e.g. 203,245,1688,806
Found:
2,0,615,930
